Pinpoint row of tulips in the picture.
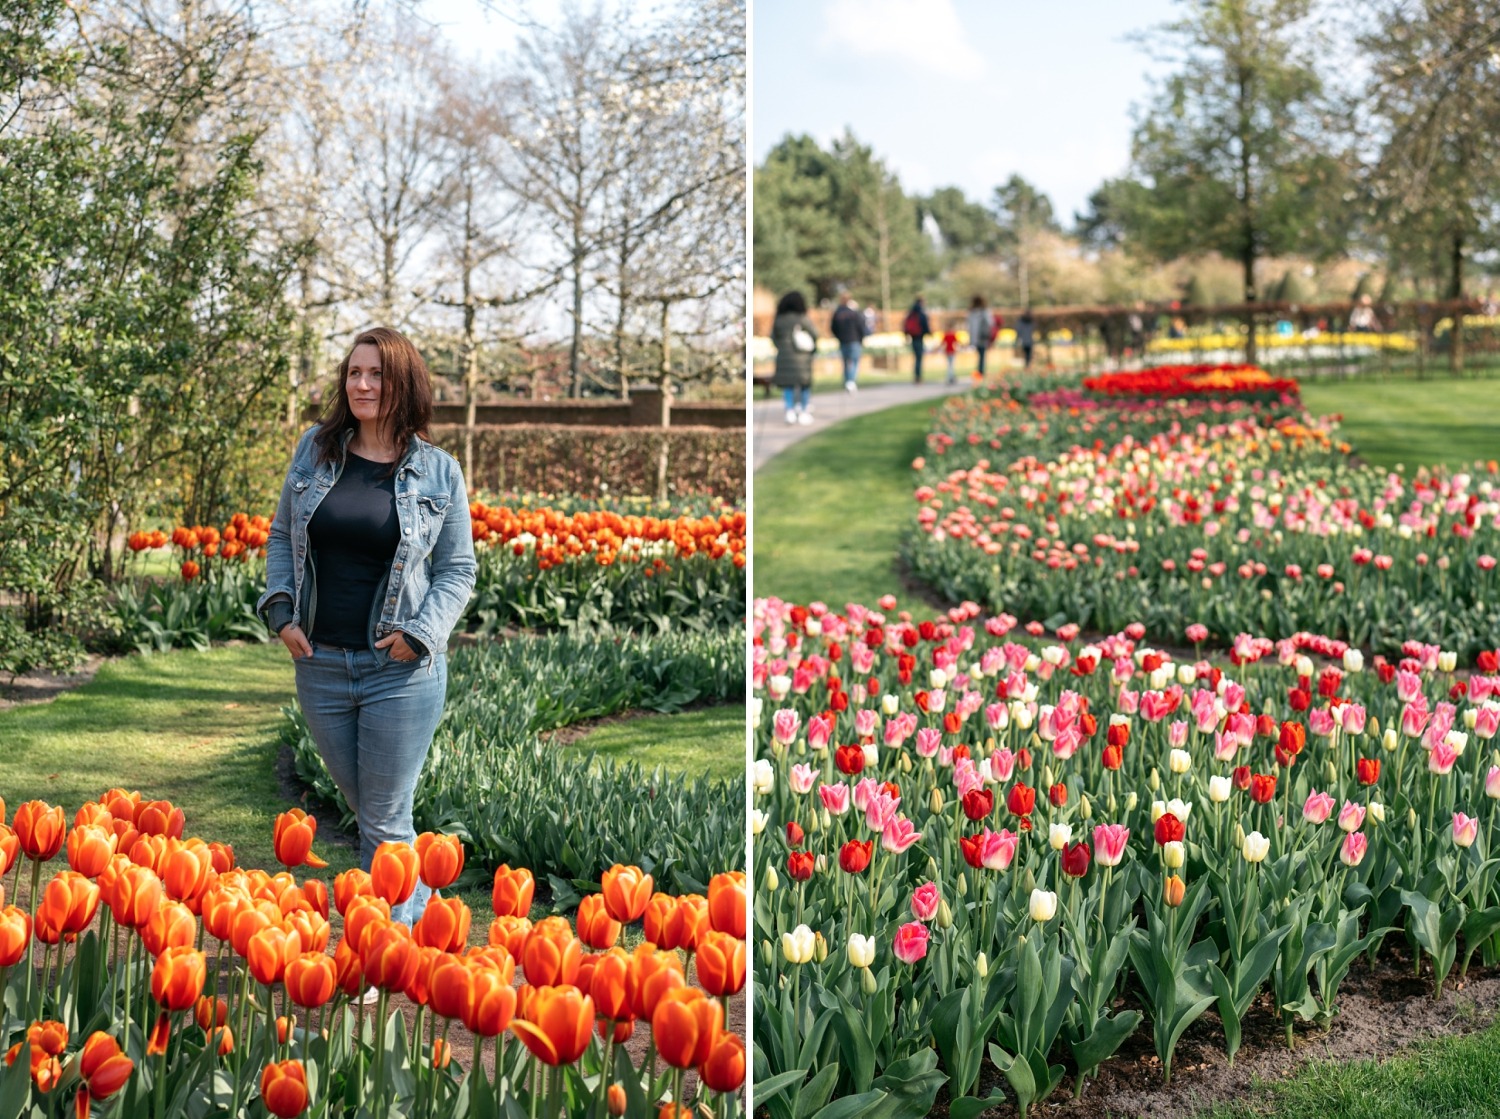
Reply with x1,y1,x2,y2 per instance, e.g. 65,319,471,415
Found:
752,593,1500,1118
127,515,273,581
905,373,1500,658
0,791,745,1118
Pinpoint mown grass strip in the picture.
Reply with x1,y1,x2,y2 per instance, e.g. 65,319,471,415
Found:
572,705,744,784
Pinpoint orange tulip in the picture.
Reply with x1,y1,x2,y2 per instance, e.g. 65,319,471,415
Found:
600,864,652,923
272,810,327,870
430,1037,451,1069
160,840,215,908
490,865,534,919
194,996,228,1030
589,949,633,1022
699,1031,745,1093
343,895,392,955
260,1059,309,1118
41,870,101,937
208,1025,234,1056
109,863,163,929
466,944,516,984
521,926,582,988
66,825,117,879
414,832,464,890
413,896,471,953
285,952,336,1009
333,937,364,998
361,924,418,993
284,910,331,955
370,842,419,907
200,884,248,943
652,987,722,1069
675,895,710,953
607,1084,627,1116
13,801,65,862
207,842,236,874
575,894,621,950
302,879,329,920
71,802,112,830
487,915,531,959
333,868,373,915
229,901,277,958
642,893,680,950
405,944,441,1005
0,824,18,877
626,944,685,1021
694,931,745,997
100,789,141,825
140,900,196,957
151,946,206,1011
461,966,516,1036
248,926,299,987
79,1031,134,1111
127,834,167,874
657,1106,691,1119
706,872,745,939
276,1016,295,1045
135,800,184,839
511,985,594,1065
428,954,473,1021
0,906,31,967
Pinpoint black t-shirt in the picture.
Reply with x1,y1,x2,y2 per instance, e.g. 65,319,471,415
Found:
306,450,400,649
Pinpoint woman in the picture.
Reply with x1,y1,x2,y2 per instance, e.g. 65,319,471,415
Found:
770,290,817,424
257,327,477,927
967,295,993,376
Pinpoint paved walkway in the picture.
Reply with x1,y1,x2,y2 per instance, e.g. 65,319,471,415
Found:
752,380,972,471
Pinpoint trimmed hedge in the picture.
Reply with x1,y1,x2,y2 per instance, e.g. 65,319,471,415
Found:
429,424,745,502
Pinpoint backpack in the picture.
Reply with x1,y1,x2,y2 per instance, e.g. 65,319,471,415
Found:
903,311,922,336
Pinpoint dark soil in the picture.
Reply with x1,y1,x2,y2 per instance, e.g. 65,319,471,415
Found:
0,654,107,709
925,943,1500,1119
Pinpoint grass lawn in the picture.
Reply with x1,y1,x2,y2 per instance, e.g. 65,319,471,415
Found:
1207,1020,1500,1119
571,704,744,784
753,396,947,608
1300,375,1500,470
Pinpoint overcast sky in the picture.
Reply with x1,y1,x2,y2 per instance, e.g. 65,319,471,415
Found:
752,0,1177,223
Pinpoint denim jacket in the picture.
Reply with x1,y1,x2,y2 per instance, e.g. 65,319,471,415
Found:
256,424,477,668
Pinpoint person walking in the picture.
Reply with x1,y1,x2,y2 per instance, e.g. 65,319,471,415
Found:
257,327,477,929
1015,307,1037,371
941,327,959,384
771,290,817,424
967,295,995,376
903,296,931,383
830,290,868,393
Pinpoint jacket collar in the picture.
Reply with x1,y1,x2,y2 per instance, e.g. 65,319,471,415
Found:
337,425,429,475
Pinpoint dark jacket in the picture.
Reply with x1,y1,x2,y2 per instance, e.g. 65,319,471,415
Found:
771,312,817,388
831,303,868,345
905,303,930,337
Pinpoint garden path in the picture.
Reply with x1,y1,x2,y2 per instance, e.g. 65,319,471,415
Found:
752,380,969,470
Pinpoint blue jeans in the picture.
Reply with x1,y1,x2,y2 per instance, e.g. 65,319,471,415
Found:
839,342,862,385
975,346,988,375
910,338,924,382
293,644,447,926
782,386,809,411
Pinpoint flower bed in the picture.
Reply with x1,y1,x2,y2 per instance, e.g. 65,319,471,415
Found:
751,594,1500,1117
905,374,1500,659
1081,363,1299,397
0,794,745,1117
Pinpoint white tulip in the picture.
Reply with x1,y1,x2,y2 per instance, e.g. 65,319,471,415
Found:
752,759,774,796
1169,749,1192,775
1029,889,1058,922
782,924,815,964
1049,823,1071,850
1163,840,1185,868
1242,831,1270,863
847,933,877,969
1208,775,1232,803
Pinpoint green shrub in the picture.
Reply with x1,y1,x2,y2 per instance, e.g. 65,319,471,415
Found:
284,628,746,895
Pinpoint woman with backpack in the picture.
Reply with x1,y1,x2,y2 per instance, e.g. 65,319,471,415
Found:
967,295,995,376
904,296,931,383
771,290,818,424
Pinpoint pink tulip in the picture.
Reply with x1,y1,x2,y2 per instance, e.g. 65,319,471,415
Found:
789,764,816,794
1118,689,1140,715
1140,691,1172,723
1339,831,1368,867
1112,657,1135,685
1308,707,1337,737
892,921,930,964
1453,812,1480,848
881,817,922,854
865,792,901,832
1487,767,1500,799
851,710,877,740
807,714,834,750
985,703,1007,729
1092,824,1130,867
773,709,801,745
1186,624,1208,644
1223,683,1246,711
910,882,941,921
1302,791,1335,825
1226,711,1255,746
1337,800,1366,832
1429,741,1458,775
1476,704,1500,740
953,760,983,799
1169,720,1189,749
818,783,850,816
976,827,1019,870
915,727,942,758
1401,700,1431,739
1396,670,1424,703
852,776,881,813
1052,725,1082,760
990,748,1016,782
1340,704,1367,735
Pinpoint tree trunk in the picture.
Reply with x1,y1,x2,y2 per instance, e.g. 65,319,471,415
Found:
570,209,585,399
1449,229,1465,374
656,300,671,504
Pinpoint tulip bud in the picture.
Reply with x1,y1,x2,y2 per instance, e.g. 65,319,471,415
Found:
1020,867,1035,894
1466,708,1479,731
763,867,778,893
1369,800,1385,824
1163,840,1185,869
750,811,766,839
1383,728,1399,753
929,789,944,815
956,873,968,897
1108,794,1118,815
821,809,832,830
899,753,913,774
1368,715,1380,737
1163,875,1185,908
1125,791,1138,812
760,940,774,968
1325,760,1337,785
813,932,828,962
807,812,821,835
928,856,941,880
975,952,988,978
937,900,953,929
1408,807,1419,830
1042,764,1055,789
1079,795,1092,820
861,967,878,995
814,854,827,874
1149,768,1160,792
1233,823,1246,848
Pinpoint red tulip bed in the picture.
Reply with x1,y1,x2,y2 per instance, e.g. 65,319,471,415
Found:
903,372,1500,660
751,595,1500,1117
0,794,747,1118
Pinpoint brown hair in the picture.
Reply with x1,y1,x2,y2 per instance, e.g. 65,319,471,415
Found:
313,328,433,474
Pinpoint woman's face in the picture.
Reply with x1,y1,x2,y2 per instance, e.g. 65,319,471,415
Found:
346,343,383,424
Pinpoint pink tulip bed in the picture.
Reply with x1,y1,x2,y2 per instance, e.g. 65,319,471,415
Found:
750,367,1500,1115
